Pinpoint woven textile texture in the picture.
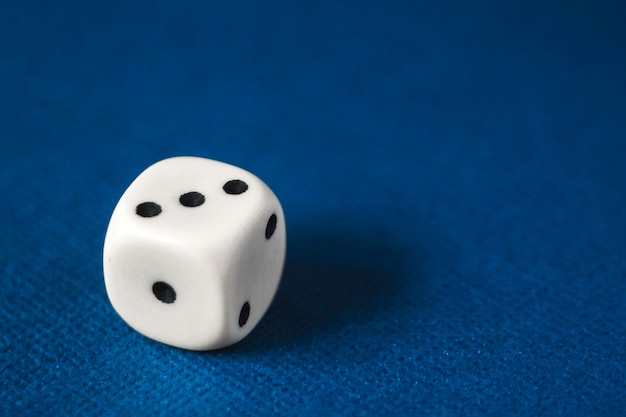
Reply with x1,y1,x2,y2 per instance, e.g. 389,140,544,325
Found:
1,1,625,415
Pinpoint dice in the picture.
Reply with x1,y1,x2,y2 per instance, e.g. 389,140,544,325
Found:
103,157,286,350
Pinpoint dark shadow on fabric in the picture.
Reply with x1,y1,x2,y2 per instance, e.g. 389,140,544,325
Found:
217,223,412,353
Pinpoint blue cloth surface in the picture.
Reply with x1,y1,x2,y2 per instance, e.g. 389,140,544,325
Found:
1,1,625,415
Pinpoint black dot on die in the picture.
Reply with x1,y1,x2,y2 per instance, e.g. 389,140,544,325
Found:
152,281,176,304
239,302,250,327
265,213,277,239
223,179,248,195
136,202,162,217
179,191,205,207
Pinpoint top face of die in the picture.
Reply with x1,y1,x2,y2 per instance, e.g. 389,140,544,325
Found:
108,157,274,248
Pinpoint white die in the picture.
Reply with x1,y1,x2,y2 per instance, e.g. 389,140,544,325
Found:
103,157,286,350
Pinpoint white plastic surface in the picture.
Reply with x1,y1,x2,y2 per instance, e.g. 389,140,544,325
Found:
103,157,286,350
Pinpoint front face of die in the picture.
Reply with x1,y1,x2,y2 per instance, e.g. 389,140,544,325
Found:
103,157,286,350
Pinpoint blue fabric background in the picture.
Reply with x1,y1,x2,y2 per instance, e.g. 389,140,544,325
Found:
1,1,625,415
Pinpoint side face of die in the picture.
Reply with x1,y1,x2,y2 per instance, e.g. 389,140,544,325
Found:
103,157,286,350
